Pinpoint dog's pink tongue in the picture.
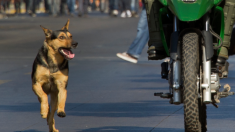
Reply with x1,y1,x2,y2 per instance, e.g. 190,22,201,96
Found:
63,49,75,59
69,53,75,58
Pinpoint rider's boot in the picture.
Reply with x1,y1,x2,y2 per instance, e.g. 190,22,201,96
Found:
217,0,235,66
144,0,167,60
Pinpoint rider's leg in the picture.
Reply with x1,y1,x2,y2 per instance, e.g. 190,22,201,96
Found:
144,0,166,60
217,0,235,65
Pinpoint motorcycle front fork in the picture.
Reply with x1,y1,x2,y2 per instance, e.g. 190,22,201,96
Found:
169,16,212,104
201,15,212,103
171,16,182,104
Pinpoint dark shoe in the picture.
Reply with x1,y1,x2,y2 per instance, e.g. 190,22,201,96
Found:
216,56,227,66
147,46,167,60
78,13,82,17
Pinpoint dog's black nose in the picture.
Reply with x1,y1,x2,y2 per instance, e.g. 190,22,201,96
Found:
72,41,78,48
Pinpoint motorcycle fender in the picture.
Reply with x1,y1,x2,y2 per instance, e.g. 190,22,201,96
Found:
202,31,214,60
170,31,180,60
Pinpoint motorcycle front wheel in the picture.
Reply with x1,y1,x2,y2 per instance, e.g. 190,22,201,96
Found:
182,33,207,132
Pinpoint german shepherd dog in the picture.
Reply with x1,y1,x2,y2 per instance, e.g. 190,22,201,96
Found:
31,20,77,132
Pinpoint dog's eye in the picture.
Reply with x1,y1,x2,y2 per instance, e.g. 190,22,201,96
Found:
70,36,72,39
59,36,65,39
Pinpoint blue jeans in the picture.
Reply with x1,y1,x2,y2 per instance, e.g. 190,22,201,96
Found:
127,9,149,58
67,0,75,13
109,0,118,10
131,0,139,13
47,0,60,15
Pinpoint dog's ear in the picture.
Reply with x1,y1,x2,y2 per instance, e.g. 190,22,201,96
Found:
61,19,70,30
40,25,52,38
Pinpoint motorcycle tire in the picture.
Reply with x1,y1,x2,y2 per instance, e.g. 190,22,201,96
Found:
182,33,206,132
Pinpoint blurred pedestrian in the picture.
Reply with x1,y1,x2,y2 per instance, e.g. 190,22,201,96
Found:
25,0,37,17
116,1,148,63
108,0,118,16
67,0,75,16
91,0,100,11
78,0,89,17
44,0,50,13
60,0,67,15
130,0,139,17
119,0,131,18
47,0,60,16
14,0,22,15
100,0,108,13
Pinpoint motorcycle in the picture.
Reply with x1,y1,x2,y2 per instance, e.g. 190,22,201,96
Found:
152,0,235,131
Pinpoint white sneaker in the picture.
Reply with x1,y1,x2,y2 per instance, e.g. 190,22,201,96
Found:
116,52,138,63
120,12,126,18
113,10,118,16
126,10,132,17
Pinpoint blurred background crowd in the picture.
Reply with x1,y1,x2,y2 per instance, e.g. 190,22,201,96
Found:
0,0,143,18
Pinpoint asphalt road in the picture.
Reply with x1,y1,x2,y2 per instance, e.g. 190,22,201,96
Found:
0,13,235,132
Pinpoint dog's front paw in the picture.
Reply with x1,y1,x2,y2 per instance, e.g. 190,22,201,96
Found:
57,111,66,118
41,113,48,119
41,104,49,119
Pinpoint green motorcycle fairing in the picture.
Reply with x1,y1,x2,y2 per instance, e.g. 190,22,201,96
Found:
159,0,223,21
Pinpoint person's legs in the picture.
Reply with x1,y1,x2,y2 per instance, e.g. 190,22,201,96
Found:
14,0,21,14
144,0,166,60
218,0,235,65
67,0,75,14
83,0,89,15
135,0,139,13
130,0,139,17
47,0,52,14
52,0,60,16
119,0,124,13
117,9,149,63
123,0,131,11
131,0,135,11
44,0,49,13
109,0,118,16
109,0,114,11
78,0,83,15
31,0,36,15
113,0,118,10
127,9,149,58
119,0,126,17
25,0,33,13
124,0,131,17
70,0,75,14
67,0,70,12
56,0,61,14
100,0,105,12
60,0,67,15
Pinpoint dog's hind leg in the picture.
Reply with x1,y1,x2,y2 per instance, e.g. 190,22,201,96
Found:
32,83,49,119
48,92,59,132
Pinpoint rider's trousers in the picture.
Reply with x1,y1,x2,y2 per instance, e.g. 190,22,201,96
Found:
219,0,235,59
144,0,164,50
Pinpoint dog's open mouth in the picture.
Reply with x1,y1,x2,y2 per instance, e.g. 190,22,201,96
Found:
59,48,75,60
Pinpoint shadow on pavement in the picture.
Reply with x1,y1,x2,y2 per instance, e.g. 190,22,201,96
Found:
15,129,43,132
0,103,39,112
67,100,182,118
77,126,184,132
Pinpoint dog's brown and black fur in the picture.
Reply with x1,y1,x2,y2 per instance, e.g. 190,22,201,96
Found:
31,20,77,132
